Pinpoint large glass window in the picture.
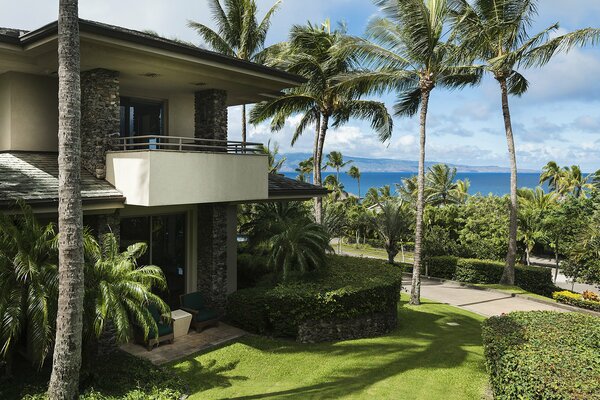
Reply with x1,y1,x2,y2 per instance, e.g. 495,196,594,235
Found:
120,214,186,308
119,97,165,138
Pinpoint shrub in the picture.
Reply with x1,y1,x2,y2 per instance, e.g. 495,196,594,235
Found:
425,256,555,296
237,253,270,289
482,311,600,400
227,255,403,338
425,256,458,279
553,290,600,312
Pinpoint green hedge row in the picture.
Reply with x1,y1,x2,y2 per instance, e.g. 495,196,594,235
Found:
482,311,600,399
227,255,403,338
424,256,556,296
553,291,600,312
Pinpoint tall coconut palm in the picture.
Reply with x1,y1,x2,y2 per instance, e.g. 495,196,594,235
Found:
326,151,353,183
348,165,362,199
188,0,281,143
260,139,286,173
48,0,85,398
250,21,393,224
426,164,459,206
560,165,595,198
341,0,481,304
369,199,412,264
295,157,314,182
450,0,600,286
540,161,564,192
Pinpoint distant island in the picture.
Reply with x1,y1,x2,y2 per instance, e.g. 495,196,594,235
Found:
279,153,538,174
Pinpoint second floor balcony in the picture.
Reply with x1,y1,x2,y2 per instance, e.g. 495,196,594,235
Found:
105,135,269,207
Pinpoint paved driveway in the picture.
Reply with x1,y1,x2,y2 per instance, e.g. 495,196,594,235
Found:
403,276,566,317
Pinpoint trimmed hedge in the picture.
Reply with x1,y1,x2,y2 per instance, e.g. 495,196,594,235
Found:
482,311,600,400
553,290,600,312
227,255,403,338
424,256,555,296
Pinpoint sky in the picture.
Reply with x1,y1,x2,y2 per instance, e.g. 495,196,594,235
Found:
1,0,600,171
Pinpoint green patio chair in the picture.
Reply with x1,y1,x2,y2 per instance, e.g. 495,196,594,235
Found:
135,304,174,351
180,292,219,332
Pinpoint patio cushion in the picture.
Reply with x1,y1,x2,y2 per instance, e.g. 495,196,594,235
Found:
194,308,218,322
181,292,205,310
147,304,173,337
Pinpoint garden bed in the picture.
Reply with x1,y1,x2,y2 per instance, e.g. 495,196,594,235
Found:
227,255,403,342
553,290,600,312
482,311,600,400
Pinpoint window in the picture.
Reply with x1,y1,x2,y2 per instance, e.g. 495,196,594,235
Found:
119,97,165,138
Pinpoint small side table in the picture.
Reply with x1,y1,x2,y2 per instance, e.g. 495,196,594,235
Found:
171,309,192,340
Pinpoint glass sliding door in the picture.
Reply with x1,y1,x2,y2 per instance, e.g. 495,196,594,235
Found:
120,213,186,308
119,97,165,138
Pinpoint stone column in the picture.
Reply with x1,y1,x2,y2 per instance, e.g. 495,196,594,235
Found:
194,89,228,148
81,68,120,179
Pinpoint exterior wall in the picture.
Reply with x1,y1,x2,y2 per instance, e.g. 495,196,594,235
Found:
226,204,238,295
81,69,120,179
105,151,268,206
0,72,58,152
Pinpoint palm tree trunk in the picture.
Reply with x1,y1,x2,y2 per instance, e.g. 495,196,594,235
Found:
410,86,432,306
48,1,85,399
314,113,328,224
498,77,518,286
241,104,247,144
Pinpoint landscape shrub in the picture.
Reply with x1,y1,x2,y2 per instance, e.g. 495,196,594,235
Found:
553,290,600,312
237,252,271,289
425,256,458,279
227,255,403,338
482,311,600,400
425,256,555,296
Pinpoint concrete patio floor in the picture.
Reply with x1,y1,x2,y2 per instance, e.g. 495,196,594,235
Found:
121,322,246,365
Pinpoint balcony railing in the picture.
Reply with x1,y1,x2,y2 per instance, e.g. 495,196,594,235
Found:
109,135,264,155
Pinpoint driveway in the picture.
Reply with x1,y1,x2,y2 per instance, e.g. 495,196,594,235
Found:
403,276,566,317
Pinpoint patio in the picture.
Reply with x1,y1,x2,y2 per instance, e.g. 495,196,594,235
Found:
121,323,246,365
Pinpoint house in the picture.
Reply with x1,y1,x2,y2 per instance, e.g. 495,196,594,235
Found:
0,19,327,312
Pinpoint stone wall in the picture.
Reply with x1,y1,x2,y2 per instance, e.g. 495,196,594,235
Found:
197,204,228,314
297,308,398,343
194,89,228,142
81,69,120,179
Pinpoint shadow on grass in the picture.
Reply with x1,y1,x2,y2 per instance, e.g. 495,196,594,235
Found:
183,298,485,399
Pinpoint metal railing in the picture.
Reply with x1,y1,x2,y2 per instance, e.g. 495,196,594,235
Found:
109,135,264,155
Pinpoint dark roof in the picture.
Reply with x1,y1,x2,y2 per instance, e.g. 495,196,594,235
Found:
268,174,329,198
2,19,305,85
0,152,125,207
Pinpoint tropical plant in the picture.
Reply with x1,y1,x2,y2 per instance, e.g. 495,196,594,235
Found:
0,205,58,376
450,0,600,285
540,161,564,192
260,139,286,173
295,157,314,182
369,199,412,264
516,187,557,265
49,0,85,397
363,185,393,207
560,165,596,198
347,165,362,199
188,0,281,142
340,0,481,304
324,174,345,202
250,20,393,223
452,179,470,204
83,233,169,356
326,151,353,183
425,164,460,206
562,209,600,288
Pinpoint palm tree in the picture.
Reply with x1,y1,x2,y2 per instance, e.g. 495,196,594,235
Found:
347,165,362,199
341,0,481,304
250,20,393,224
540,161,564,192
324,174,345,202
364,185,393,207
0,204,58,376
450,0,600,286
517,187,557,265
369,199,412,264
49,0,85,397
326,151,353,183
452,179,470,204
188,0,281,143
560,165,595,198
425,164,459,206
295,157,314,182
260,139,286,173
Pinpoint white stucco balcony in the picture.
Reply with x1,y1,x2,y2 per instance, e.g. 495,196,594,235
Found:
105,136,268,206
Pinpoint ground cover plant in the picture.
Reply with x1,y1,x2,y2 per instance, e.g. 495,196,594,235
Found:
173,295,488,399
553,290,600,312
482,311,600,400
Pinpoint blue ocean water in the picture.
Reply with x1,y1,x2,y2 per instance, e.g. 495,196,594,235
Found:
282,172,544,197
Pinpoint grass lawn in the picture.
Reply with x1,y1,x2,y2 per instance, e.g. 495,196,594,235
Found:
170,295,488,400
337,243,414,264
471,284,557,303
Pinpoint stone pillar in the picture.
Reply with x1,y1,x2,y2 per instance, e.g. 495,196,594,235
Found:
81,68,120,179
194,89,228,142
197,204,228,313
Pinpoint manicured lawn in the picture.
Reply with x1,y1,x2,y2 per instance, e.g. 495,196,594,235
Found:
170,295,488,399
338,243,415,264
472,284,557,302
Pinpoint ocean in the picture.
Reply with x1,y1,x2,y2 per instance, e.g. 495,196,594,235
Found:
282,172,544,197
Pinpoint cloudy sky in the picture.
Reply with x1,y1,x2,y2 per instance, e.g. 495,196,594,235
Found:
2,0,600,171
